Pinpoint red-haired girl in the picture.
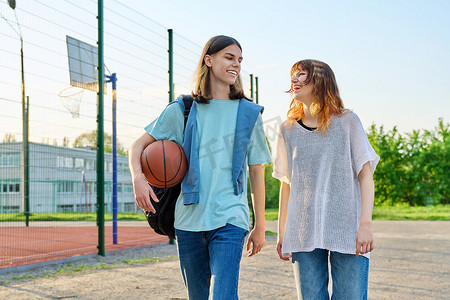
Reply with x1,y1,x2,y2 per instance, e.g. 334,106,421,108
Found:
273,59,379,299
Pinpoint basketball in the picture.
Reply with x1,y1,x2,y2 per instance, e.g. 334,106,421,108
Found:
141,140,188,188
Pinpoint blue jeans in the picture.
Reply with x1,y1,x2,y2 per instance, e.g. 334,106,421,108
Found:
292,249,369,300
175,223,246,300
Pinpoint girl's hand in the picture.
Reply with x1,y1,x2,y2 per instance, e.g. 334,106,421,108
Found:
133,175,159,213
356,222,374,256
246,227,265,257
277,237,290,261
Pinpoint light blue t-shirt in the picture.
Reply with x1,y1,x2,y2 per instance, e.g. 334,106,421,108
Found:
144,99,272,232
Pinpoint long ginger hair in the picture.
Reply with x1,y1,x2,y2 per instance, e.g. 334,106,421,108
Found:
192,35,250,103
287,59,348,134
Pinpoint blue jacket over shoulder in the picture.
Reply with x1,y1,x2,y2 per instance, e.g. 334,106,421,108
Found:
178,97,264,205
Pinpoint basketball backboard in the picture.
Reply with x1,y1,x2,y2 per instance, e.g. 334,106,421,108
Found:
66,35,101,92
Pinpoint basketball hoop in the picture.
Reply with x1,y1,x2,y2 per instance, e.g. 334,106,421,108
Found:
58,86,84,118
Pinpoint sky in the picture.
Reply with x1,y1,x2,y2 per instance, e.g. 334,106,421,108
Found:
136,0,450,133
1,0,449,150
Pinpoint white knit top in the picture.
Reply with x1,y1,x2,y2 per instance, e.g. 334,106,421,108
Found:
273,112,379,257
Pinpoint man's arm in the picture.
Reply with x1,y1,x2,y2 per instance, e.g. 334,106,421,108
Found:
246,164,266,257
129,133,159,213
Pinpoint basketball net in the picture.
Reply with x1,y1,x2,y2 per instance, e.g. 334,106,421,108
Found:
58,86,84,118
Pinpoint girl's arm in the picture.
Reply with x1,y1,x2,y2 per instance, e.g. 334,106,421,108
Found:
356,161,375,256
246,164,266,257
129,133,159,213
277,181,290,260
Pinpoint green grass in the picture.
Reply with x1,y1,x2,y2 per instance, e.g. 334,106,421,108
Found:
264,205,450,221
265,208,279,221
372,205,450,220
2,205,449,223
0,255,176,286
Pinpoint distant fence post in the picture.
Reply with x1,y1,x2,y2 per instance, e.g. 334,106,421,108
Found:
168,29,174,103
255,76,259,105
250,74,254,99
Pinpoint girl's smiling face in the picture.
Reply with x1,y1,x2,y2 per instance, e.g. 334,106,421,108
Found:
291,69,314,103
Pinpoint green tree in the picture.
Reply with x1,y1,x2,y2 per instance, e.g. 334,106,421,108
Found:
409,119,449,205
2,132,16,142
73,130,127,155
402,129,431,206
62,136,70,147
368,119,449,206
367,125,406,205
263,137,280,208
257,119,449,208
264,163,280,208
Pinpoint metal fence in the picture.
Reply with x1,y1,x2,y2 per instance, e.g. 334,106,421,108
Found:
0,0,257,268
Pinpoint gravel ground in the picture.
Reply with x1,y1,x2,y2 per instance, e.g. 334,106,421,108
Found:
0,220,449,299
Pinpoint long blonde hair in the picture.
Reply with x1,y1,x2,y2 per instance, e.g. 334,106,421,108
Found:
192,35,250,103
287,59,348,134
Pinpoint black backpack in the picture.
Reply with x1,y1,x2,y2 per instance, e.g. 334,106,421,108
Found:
144,95,194,239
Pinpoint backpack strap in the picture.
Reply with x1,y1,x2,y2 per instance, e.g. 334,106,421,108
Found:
180,95,194,129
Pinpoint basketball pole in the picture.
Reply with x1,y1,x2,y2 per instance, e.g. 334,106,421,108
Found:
106,73,118,245
97,0,105,256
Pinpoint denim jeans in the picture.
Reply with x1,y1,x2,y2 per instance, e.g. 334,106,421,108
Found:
175,223,246,300
291,249,369,300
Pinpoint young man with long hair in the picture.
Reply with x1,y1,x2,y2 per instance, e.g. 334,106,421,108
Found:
129,35,271,300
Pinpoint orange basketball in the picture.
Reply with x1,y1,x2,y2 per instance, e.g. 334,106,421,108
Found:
141,140,188,188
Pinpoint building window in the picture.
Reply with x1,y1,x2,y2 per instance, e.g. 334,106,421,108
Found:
57,156,74,169
0,183,20,194
0,153,20,166
85,159,95,170
57,182,74,193
124,183,133,193
76,204,91,212
104,161,112,173
56,156,64,168
75,158,84,169
65,157,74,168
123,202,136,212
119,162,129,173
117,183,123,193
11,183,19,193
2,206,20,213
57,204,74,212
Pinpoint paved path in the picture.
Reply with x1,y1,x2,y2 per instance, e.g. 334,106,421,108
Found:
0,221,449,299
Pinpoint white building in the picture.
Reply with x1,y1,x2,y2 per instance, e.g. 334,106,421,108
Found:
0,142,137,214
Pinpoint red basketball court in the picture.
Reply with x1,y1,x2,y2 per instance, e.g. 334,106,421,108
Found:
0,222,168,269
